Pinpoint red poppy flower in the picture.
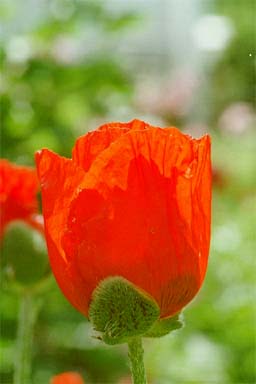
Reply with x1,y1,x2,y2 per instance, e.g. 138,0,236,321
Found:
0,159,42,236
50,372,85,384
36,120,211,319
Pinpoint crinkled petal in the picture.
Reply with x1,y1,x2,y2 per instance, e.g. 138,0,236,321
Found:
64,127,211,317
72,119,149,171
35,149,89,315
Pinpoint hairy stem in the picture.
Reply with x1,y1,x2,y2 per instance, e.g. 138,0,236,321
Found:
14,292,38,384
128,337,147,384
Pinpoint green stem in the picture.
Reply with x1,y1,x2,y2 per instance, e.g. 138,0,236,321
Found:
14,292,38,384
128,337,147,384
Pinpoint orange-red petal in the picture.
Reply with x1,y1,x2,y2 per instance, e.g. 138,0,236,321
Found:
0,159,39,235
35,149,89,315
50,372,85,384
72,119,150,171
63,126,211,317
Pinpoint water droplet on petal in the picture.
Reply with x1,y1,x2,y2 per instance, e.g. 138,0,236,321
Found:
184,159,197,179
150,227,156,235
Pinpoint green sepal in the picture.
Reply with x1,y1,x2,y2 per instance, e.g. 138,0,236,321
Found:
89,276,160,345
145,312,184,337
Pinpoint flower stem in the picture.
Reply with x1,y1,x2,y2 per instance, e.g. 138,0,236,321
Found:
14,292,38,384
128,337,147,384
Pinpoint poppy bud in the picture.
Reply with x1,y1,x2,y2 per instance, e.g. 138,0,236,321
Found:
0,159,47,286
1,220,48,286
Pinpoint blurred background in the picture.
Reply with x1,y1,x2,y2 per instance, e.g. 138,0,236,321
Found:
0,0,255,383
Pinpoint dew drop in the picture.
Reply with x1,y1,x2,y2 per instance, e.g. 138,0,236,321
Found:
184,167,192,179
150,227,156,235
184,159,197,179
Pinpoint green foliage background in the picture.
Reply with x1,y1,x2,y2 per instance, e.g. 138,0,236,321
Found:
1,0,255,383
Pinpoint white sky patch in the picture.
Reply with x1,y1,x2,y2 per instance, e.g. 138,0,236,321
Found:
192,15,234,51
6,36,32,63
212,223,242,253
